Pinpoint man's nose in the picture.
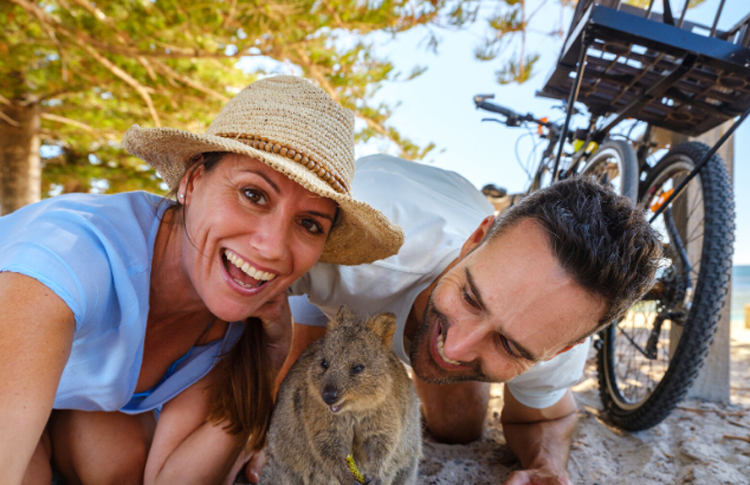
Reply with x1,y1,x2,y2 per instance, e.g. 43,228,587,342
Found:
442,319,489,364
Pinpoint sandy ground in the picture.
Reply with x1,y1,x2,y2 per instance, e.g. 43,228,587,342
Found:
48,321,749,484
262,320,750,484
411,319,750,485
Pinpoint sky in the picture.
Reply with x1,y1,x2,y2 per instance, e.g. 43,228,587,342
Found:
351,0,750,266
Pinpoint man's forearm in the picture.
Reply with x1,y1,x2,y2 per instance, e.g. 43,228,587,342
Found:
502,411,577,475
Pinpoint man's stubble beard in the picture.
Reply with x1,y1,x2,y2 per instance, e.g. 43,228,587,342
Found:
409,296,489,385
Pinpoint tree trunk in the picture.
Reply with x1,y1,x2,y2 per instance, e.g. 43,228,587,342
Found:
0,100,41,215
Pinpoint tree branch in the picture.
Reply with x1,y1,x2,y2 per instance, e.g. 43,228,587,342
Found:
41,113,94,132
152,62,231,102
0,111,21,127
82,45,161,127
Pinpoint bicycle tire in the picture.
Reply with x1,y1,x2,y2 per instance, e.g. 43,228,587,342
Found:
597,141,734,431
578,139,639,202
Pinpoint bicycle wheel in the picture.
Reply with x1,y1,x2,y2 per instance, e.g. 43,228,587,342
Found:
579,139,639,202
597,141,734,431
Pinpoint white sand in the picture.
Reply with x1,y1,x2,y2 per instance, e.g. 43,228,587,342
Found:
414,319,750,484
262,320,750,484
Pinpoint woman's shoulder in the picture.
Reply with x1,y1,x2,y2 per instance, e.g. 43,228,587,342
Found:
0,191,170,328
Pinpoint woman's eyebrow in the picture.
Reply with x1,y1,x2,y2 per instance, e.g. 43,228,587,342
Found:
240,169,280,194
307,210,334,222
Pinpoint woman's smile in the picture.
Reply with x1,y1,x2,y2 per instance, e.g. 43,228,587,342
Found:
223,248,278,289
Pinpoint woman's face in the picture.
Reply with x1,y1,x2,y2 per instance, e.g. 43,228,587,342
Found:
178,153,338,322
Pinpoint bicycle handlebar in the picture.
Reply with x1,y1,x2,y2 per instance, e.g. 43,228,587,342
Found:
473,94,517,120
474,94,556,131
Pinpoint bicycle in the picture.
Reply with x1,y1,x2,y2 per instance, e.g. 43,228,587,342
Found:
474,0,749,431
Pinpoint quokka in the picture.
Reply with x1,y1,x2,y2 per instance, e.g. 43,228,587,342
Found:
267,307,422,485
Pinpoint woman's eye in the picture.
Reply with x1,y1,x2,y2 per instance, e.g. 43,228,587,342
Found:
243,188,267,205
300,218,324,235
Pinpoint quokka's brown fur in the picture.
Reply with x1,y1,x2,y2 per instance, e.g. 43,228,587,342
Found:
267,307,422,485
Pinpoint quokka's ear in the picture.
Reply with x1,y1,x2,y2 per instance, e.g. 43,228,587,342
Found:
366,312,397,345
329,305,356,331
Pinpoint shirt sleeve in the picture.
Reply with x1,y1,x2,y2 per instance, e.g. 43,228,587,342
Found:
0,213,115,334
505,338,591,409
289,295,329,327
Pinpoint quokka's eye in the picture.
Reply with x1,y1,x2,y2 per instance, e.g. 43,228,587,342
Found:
321,359,329,369
351,364,364,374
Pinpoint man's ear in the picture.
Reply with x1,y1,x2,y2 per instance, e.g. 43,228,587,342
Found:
546,339,587,361
459,215,496,258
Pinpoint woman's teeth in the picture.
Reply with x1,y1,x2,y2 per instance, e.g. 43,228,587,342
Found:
224,250,277,282
437,331,461,365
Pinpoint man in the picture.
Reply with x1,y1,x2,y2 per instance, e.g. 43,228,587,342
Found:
277,154,661,484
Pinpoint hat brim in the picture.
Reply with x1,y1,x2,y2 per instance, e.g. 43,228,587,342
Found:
122,125,404,265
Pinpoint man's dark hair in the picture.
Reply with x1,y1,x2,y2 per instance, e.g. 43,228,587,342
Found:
484,177,662,338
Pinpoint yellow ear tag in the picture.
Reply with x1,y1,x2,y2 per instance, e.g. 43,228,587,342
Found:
346,454,365,484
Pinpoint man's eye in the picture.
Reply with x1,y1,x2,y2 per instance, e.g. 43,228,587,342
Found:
495,334,519,358
300,218,323,235
243,188,267,205
462,289,479,309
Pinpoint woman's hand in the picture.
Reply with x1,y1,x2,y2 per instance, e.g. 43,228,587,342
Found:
253,292,293,373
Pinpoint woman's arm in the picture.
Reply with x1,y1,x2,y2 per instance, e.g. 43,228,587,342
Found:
144,367,247,485
0,272,75,482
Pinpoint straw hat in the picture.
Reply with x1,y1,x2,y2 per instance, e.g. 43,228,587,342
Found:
122,75,403,265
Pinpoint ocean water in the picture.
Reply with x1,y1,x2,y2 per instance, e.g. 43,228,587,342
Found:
732,265,750,322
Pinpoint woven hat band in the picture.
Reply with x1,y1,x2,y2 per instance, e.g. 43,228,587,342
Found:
216,132,350,195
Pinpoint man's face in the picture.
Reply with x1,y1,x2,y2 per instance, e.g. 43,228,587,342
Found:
409,218,606,385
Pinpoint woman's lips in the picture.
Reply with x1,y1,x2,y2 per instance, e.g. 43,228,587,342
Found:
220,249,278,295
223,249,277,285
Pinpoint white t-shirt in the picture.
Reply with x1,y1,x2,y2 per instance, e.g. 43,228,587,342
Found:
289,154,589,409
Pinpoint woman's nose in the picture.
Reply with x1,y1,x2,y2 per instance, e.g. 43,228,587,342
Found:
442,320,489,364
250,215,292,261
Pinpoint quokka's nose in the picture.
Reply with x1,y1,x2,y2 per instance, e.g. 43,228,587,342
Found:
322,385,339,404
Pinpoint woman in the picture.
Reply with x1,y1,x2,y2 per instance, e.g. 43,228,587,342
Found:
0,76,403,484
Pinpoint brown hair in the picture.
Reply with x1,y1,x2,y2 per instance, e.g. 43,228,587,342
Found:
484,177,662,339
165,152,273,450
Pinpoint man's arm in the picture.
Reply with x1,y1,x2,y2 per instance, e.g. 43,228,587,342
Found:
500,385,577,485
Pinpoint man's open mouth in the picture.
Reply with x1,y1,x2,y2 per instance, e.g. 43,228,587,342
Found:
436,325,462,366
223,249,277,289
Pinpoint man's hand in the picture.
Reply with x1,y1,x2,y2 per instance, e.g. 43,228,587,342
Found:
253,292,293,372
504,467,573,485
500,387,579,485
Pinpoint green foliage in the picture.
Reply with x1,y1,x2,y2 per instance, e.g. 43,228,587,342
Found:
495,52,540,84
473,0,570,85
1,0,447,197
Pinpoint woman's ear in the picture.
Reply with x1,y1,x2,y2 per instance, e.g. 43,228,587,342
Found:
178,163,205,205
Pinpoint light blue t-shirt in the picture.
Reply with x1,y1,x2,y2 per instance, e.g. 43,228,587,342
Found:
0,191,244,413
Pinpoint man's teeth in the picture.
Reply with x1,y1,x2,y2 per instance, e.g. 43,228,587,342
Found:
224,250,277,282
437,332,461,365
